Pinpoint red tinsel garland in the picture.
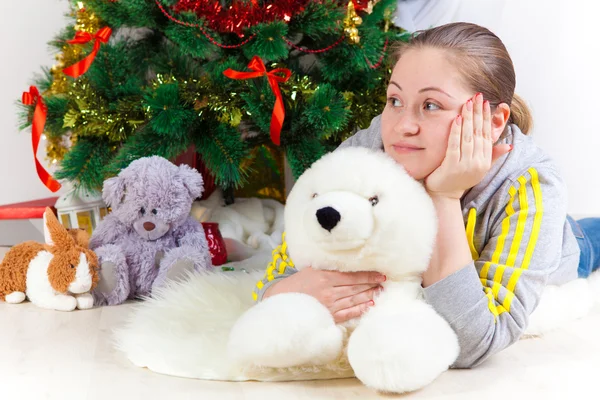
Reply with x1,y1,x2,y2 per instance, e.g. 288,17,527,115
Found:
351,0,373,11
172,0,310,37
156,0,386,67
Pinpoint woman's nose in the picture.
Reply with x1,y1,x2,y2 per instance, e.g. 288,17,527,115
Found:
393,111,420,136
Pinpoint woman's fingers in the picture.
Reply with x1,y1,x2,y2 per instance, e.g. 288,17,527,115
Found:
331,270,386,286
461,98,474,161
473,93,484,138
482,99,492,140
333,283,381,298
482,100,493,162
445,113,462,165
332,300,374,324
473,94,484,161
331,286,381,313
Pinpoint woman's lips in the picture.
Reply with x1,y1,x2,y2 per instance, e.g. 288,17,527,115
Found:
392,144,424,154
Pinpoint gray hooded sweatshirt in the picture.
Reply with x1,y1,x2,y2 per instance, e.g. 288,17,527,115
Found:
253,115,580,368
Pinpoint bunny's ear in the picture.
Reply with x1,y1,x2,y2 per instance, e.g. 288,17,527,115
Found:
43,208,73,247
178,164,204,200
67,228,90,248
102,176,126,207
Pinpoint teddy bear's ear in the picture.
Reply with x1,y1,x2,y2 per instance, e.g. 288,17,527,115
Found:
102,176,126,207
178,164,204,200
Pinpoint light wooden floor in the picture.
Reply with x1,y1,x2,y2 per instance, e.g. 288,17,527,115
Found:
1,247,600,400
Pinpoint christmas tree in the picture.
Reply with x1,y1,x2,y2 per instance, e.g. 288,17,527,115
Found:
19,0,407,202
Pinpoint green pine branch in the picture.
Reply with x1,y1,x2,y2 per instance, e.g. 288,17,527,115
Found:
103,125,191,178
193,122,250,189
55,137,114,191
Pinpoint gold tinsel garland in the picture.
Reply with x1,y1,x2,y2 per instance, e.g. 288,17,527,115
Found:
45,3,101,161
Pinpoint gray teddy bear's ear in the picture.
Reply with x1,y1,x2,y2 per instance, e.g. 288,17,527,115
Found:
102,176,126,207
178,164,204,200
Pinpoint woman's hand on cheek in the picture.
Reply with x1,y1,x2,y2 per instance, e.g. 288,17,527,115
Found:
424,93,512,199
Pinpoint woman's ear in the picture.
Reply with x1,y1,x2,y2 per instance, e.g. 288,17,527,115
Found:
491,103,511,142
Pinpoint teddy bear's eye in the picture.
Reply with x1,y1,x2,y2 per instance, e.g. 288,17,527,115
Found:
312,193,318,199
70,264,75,269
369,196,379,206
151,209,158,215
140,207,146,216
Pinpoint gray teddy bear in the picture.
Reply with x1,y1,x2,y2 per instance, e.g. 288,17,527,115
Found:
90,156,212,306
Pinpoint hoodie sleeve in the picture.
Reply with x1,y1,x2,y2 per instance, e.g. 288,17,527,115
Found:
422,166,569,368
253,232,298,302
337,115,383,150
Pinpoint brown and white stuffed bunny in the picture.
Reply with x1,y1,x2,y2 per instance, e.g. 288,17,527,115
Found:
0,207,99,311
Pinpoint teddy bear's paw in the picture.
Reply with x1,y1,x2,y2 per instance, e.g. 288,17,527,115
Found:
228,292,343,368
164,258,195,283
348,302,459,393
96,261,118,295
91,247,131,306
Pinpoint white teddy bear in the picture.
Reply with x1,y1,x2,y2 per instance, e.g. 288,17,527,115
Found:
115,147,459,393
228,147,459,393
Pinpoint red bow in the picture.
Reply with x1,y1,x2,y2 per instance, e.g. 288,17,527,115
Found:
63,26,112,78
223,56,291,145
21,87,62,192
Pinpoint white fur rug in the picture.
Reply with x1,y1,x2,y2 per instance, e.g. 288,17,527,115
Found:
114,263,600,382
114,266,354,381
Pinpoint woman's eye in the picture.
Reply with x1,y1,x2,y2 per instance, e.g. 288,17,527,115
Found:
424,102,441,111
387,98,403,108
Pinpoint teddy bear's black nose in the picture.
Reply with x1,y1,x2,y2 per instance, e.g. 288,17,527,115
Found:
316,207,341,232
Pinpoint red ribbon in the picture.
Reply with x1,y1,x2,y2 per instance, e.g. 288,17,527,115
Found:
21,87,62,193
63,27,112,78
223,56,291,145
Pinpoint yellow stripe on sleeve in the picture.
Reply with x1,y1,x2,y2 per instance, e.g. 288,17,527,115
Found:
506,183,528,267
278,261,289,275
520,169,544,271
502,168,543,312
479,191,513,282
485,287,509,319
466,208,480,260
254,232,290,301
480,212,510,318
492,185,523,299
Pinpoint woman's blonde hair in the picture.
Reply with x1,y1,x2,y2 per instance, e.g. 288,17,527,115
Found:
392,22,533,134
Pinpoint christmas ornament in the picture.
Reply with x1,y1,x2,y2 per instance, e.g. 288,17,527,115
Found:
202,222,228,266
223,56,292,146
344,1,363,44
63,26,112,79
21,86,62,192
171,0,309,37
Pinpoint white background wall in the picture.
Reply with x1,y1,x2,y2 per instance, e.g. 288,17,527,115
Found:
1,0,599,216
0,0,71,205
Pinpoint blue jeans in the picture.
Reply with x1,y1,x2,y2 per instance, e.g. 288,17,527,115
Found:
567,216,600,278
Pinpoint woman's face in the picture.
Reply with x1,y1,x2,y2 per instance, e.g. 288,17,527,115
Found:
381,47,475,180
